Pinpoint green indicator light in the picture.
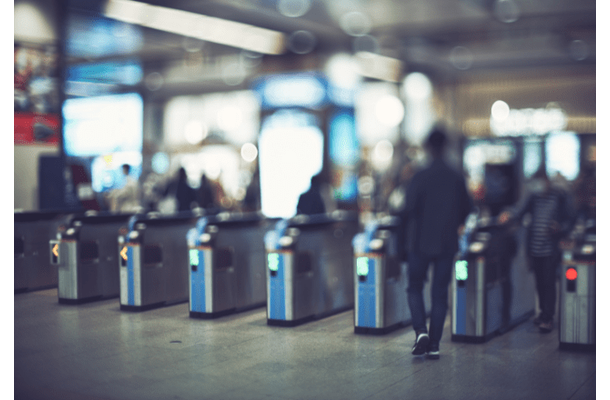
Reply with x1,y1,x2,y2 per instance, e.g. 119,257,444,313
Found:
189,249,199,266
268,253,279,272
455,260,468,281
357,257,369,276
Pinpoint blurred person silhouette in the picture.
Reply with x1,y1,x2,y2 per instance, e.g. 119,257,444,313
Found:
141,171,165,212
106,164,140,213
389,161,417,263
402,127,473,359
296,173,326,216
165,167,197,213
197,173,218,213
498,168,574,333
243,168,261,212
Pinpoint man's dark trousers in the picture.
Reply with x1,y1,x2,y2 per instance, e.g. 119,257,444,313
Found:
407,251,454,347
530,255,559,323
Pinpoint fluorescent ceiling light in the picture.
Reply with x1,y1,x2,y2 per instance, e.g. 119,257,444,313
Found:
104,0,286,55
355,52,402,82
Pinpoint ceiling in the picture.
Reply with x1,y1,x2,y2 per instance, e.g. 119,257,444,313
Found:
65,0,596,94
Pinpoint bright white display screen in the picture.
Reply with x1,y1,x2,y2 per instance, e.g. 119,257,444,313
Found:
546,131,580,181
63,93,143,156
259,110,324,218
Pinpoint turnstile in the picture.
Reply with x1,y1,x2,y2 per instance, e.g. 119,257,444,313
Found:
15,211,67,293
352,216,431,334
49,213,134,304
119,213,197,311
187,212,272,318
265,211,360,326
559,219,595,351
452,217,535,343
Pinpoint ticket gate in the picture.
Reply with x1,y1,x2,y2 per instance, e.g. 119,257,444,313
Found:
187,212,272,318
265,211,360,326
49,212,134,304
15,211,67,293
119,213,198,311
352,216,432,334
452,218,535,343
559,219,595,351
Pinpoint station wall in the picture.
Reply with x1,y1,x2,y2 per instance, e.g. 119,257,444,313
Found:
14,0,60,211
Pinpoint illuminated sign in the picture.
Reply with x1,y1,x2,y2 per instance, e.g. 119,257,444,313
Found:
455,260,468,281
356,257,369,276
491,107,567,137
189,249,200,268
566,267,577,292
566,267,578,281
268,253,280,272
120,246,128,267
51,243,59,264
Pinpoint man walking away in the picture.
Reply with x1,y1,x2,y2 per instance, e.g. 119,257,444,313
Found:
403,128,473,359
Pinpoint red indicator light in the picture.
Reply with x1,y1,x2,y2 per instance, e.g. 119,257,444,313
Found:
566,268,577,281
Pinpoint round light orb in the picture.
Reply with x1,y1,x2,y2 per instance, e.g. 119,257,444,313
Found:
325,53,361,88
288,30,317,54
449,46,474,70
277,0,312,18
491,100,510,121
185,120,207,144
144,72,164,91
568,40,589,61
374,95,404,128
372,140,394,170
339,11,371,37
403,72,432,100
494,0,520,23
151,152,170,174
241,143,258,162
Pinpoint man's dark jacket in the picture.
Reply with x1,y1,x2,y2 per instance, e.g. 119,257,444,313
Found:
404,158,473,256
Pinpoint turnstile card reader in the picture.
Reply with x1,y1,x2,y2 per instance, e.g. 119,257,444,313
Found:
119,213,197,311
559,220,595,351
15,211,67,293
266,211,360,327
51,213,134,304
452,218,535,343
187,213,269,318
353,216,413,334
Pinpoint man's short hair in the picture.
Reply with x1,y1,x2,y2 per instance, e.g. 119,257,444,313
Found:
425,128,447,153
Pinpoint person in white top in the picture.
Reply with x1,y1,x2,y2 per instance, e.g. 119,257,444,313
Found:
106,164,140,213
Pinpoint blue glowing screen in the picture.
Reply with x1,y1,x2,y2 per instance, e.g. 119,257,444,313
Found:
63,93,143,157
253,73,328,109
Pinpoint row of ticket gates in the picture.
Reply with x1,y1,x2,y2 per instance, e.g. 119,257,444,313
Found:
15,209,595,350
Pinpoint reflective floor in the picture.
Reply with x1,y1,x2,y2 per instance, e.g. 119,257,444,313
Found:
15,288,596,400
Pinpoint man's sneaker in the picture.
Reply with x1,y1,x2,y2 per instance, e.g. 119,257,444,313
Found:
533,315,542,326
411,332,429,356
426,344,440,360
539,320,553,333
